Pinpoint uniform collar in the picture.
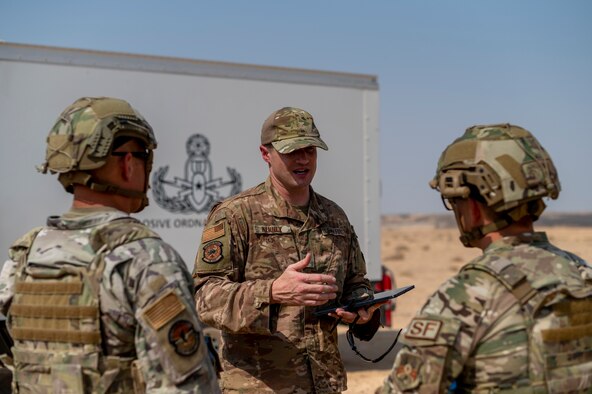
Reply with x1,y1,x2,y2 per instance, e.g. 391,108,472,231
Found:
47,206,130,230
483,231,549,253
264,177,328,226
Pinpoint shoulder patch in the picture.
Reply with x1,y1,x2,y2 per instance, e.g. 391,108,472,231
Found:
195,220,232,273
393,351,423,390
168,320,200,356
202,222,225,243
143,289,186,330
402,315,462,348
201,241,224,264
406,318,443,340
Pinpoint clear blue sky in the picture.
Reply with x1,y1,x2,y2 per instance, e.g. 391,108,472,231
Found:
2,1,591,214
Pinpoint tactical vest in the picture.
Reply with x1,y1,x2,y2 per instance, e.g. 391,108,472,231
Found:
461,257,592,393
7,216,158,394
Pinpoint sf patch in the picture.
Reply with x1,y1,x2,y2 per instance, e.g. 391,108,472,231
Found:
405,318,443,340
168,320,200,356
202,240,223,263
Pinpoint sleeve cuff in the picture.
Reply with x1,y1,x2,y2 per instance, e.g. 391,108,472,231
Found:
253,279,273,309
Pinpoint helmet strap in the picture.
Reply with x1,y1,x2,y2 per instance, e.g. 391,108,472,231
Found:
454,199,511,247
458,217,511,247
59,172,149,212
457,200,545,247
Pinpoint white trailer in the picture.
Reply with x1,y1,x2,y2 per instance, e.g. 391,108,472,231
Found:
0,42,392,321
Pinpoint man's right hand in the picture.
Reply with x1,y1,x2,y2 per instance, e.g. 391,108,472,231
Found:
270,253,338,306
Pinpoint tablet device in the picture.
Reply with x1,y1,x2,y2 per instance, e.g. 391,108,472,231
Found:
313,284,415,317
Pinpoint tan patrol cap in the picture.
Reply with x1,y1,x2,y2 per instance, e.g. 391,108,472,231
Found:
261,107,328,154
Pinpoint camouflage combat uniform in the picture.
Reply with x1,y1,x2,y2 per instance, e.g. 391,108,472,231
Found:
0,207,219,393
380,232,592,393
194,178,380,393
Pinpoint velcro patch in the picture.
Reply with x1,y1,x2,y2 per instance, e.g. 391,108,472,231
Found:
405,318,443,340
254,225,292,234
202,241,224,264
202,222,225,243
542,323,592,343
143,290,186,330
393,352,423,390
149,275,168,293
168,320,200,356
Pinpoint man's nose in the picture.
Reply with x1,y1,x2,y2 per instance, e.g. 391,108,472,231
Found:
294,150,310,162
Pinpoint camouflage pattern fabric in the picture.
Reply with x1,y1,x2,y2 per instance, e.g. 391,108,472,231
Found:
379,232,592,393
193,177,378,393
41,96,156,175
430,123,560,216
0,207,219,393
260,107,328,154
38,97,156,211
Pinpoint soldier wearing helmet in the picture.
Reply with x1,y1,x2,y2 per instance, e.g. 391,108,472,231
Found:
38,96,158,213
0,97,219,393
193,107,382,393
379,124,592,393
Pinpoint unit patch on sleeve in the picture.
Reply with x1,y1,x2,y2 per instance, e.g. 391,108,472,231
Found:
405,318,443,340
168,320,200,356
202,240,224,264
393,352,423,390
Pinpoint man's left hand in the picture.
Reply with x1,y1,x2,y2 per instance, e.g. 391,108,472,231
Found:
328,301,387,325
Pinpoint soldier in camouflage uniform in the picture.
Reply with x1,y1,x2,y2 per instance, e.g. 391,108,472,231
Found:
379,124,592,393
193,107,383,393
0,97,219,393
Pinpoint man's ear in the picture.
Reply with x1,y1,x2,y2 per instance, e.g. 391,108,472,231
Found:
120,153,134,181
260,145,271,165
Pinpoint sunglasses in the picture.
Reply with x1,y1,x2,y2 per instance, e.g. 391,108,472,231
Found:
111,151,150,160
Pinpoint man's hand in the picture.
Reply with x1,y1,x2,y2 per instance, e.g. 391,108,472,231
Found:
329,301,386,325
270,253,338,306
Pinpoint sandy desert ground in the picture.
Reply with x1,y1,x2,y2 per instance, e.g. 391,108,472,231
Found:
343,222,592,394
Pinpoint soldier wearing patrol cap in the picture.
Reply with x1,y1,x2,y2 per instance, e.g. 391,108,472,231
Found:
0,97,219,393
379,124,592,393
193,107,383,393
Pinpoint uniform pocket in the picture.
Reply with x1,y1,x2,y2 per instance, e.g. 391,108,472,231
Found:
253,225,295,272
310,227,347,274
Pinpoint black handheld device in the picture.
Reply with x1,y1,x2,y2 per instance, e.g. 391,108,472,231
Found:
313,284,414,317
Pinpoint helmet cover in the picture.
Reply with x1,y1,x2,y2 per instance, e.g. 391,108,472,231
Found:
39,97,157,196
430,123,560,214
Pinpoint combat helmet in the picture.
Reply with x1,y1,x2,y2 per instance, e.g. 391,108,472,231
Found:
38,97,157,211
429,123,560,245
